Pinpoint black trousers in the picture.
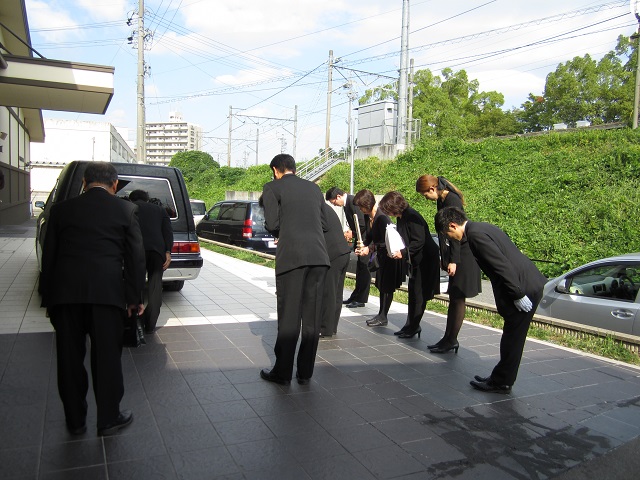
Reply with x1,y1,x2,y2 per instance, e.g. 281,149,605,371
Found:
272,265,328,381
348,251,371,303
50,304,125,429
490,292,543,386
321,253,350,335
143,251,164,331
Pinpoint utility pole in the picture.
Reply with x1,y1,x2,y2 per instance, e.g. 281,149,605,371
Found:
325,50,333,157
396,0,410,147
136,0,146,164
346,84,357,195
293,105,298,159
407,58,414,148
633,7,640,128
227,105,232,167
255,129,259,166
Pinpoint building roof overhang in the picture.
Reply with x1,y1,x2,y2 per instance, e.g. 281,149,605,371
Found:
0,54,114,116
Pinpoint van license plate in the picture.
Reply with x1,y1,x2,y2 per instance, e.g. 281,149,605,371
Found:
268,241,276,248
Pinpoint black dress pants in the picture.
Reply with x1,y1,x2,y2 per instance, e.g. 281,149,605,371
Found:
50,304,125,430
273,265,328,381
321,253,350,335
348,252,371,303
490,292,543,386
143,251,164,331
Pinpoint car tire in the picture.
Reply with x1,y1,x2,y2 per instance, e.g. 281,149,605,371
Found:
163,280,184,292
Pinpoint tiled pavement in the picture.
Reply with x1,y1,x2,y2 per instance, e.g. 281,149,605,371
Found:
1,220,639,479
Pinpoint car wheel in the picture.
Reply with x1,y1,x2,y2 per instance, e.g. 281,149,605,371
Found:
163,280,184,292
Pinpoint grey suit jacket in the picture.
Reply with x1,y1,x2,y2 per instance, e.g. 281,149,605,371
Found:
262,174,329,275
464,221,546,317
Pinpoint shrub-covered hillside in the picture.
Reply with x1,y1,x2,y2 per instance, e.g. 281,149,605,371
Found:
182,128,640,278
318,129,640,277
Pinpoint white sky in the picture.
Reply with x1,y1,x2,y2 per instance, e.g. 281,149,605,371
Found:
25,0,636,166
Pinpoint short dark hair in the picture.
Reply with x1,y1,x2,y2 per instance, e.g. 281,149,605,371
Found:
84,162,117,186
353,189,376,212
434,206,468,234
325,186,345,201
129,189,149,202
378,191,408,217
270,154,296,174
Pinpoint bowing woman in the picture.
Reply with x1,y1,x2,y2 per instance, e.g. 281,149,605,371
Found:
415,175,481,353
379,191,440,339
353,189,405,327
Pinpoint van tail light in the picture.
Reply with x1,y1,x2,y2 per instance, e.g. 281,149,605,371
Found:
171,241,201,254
242,219,252,238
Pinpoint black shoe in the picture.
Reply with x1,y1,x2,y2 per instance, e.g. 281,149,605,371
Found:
296,373,310,385
342,299,352,304
429,341,459,354
394,325,410,336
67,423,87,435
346,301,365,308
144,328,155,335
470,380,511,394
427,338,446,349
398,327,421,339
366,317,388,327
98,410,133,436
319,332,333,339
474,375,491,383
260,368,291,386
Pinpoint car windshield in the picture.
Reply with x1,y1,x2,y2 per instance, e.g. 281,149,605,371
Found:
117,176,178,219
191,201,206,215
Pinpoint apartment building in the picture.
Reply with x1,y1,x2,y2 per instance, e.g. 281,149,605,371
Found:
145,112,202,166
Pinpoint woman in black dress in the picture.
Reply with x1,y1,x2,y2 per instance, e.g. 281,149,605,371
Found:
416,175,481,353
379,191,440,339
353,189,405,327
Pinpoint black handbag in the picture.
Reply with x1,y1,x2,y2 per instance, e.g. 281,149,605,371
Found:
368,252,380,273
123,313,146,348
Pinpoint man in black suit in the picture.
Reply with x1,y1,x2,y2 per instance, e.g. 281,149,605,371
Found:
326,186,370,308
129,189,174,334
320,202,352,337
41,162,146,436
260,154,330,385
435,207,546,394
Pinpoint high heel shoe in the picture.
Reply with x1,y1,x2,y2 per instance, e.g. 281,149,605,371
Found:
394,325,410,336
398,327,421,339
427,338,445,349
429,341,459,354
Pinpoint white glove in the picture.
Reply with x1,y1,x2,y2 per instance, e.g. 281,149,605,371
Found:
514,295,533,312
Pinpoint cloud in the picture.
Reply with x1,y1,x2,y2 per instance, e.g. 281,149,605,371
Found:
474,70,545,110
26,0,80,42
75,0,129,22
215,67,293,87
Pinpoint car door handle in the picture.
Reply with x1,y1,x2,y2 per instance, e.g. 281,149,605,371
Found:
611,309,634,319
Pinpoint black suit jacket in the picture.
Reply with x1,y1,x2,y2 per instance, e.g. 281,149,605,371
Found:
343,194,367,246
464,221,546,317
322,203,351,261
397,207,439,268
262,174,330,275
133,199,174,257
41,187,146,309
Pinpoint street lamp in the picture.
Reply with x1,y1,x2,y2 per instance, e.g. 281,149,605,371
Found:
631,0,640,129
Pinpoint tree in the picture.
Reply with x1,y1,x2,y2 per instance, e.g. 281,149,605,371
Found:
519,35,636,130
168,151,219,184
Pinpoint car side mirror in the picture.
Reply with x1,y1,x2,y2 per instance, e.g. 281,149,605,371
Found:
204,213,209,220
555,279,570,294
34,201,45,209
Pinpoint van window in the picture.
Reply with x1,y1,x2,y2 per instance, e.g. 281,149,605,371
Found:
117,175,178,219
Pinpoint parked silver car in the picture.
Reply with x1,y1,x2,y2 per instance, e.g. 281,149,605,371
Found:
537,253,640,336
